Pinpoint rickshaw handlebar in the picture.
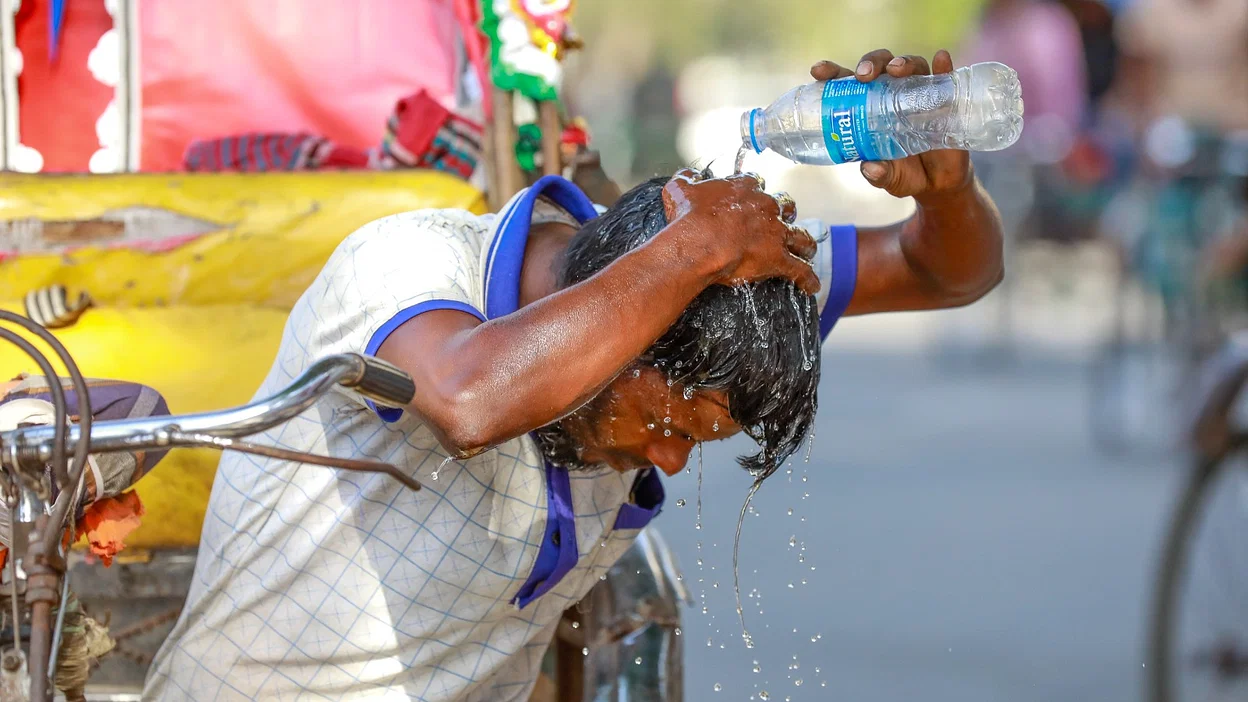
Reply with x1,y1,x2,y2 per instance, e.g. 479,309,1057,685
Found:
0,353,416,467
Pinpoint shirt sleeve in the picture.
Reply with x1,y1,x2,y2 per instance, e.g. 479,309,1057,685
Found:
796,218,858,343
284,210,486,421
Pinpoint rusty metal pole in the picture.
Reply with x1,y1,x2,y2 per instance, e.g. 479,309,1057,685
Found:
25,514,64,702
538,101,562,177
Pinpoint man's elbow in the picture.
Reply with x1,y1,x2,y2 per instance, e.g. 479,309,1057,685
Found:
944,264,1004,309
425,386,497,459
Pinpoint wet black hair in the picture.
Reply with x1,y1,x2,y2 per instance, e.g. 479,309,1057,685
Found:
553,175,821,481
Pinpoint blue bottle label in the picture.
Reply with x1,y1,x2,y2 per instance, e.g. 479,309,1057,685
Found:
820,78,880,164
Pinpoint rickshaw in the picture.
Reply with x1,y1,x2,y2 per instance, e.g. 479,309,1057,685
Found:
0,1,686,699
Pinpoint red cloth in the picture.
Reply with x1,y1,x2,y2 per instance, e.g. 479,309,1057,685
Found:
183,90,482,179
14,0,113,172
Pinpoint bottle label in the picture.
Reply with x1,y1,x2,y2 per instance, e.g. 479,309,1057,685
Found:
820,79,880,164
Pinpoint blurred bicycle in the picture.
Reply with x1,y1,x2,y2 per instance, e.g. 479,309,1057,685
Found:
1148,331,1248,702
1089,120,1248,455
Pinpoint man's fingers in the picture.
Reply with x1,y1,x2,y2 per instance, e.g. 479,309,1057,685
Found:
861,161,893,189
810,60,855,81
932,49,954,75
855,49,896,81
670,167,701,184
785,223,818,261
774,191,798,223
787,259,822,296
885,55,931,78
728,170,765,188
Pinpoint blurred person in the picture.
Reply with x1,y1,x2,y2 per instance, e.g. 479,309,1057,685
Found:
1116,0,1248,135
1058,0,1119,110
964,0,1088,160
145,49,1004,702
629,63,683,179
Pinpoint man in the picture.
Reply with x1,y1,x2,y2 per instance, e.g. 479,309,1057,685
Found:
146,49,1003,701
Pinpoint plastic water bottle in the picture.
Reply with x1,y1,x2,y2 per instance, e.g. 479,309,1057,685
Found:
740,62,1024,166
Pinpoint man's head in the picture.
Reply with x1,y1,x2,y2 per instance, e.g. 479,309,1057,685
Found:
535,176,821,481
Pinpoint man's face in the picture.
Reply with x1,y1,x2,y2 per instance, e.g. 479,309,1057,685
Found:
554,366,742,476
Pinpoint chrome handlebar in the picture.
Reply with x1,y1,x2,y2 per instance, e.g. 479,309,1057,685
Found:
0,353,422,491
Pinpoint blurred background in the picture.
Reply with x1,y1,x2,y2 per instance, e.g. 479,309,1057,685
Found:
2,0,1247,700
562,0,1248,700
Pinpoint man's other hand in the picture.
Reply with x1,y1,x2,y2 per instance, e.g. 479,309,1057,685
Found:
810,49,974,202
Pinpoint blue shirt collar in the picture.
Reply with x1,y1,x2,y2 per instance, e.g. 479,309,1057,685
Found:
482,175,600,320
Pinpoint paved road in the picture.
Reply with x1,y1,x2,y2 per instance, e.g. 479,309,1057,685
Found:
658,338,1182,701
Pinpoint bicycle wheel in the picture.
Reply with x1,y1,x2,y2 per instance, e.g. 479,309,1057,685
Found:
1148,452,1248,702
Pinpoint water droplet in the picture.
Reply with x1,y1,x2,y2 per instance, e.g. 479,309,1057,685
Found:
759,691,770,700
753,662,761,673
430,472,439,481
635,657,643,665
811,635,818,642
675,627,682,636
787,508,793,516
802,492,809,500
663,416,672,424
683,386,695,400
802,360,812,370
664,429,672,437
743,632,755,649
707,637,713,647
600,574,607,580
713,582,719,589
815,667,821,674
821,681,827,687
801,475,808,483
695,522,702,530
788,535,797,548
646,423,656,430
696,558,703,567
676,573,683,581
714,683,723,692
570,621,579,629
666,378,674,387
801,579,807,585
676,498,686,507
582,647,589,656
712,421,719,432
632,369,641,378
798,554,805,563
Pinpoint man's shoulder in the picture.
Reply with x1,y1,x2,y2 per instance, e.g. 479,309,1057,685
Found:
344,207,493,254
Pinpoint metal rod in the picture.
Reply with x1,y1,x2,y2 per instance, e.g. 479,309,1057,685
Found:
7,354,357,457
6,496,21,662
118,0,141,171
45,470,86,685
0,0,17,170
170,432,422,492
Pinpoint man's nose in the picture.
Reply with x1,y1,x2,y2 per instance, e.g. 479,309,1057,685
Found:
645,438,695,476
